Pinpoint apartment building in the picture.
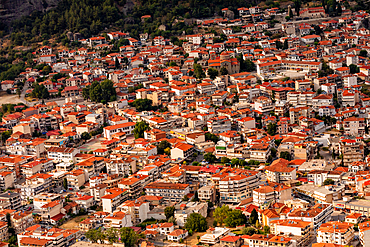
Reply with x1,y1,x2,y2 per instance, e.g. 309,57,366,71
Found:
254,96,274,115
286,204,333,232
219,171,260,204
102,188,128,213
244,234,295,247
253,183,292,207
340,138,364,166
317,221,354,246
103,211,133,228
265,159,296,183
11,211,34,234
118,176,142,199
20,173,53,201
343,117,365,136
207,116,231,134
359,221,370,247
47,147,79,164
103,122,136,140
0,171,14,190
170,143,194,162
289,106,313,124
119,200,149,224
0,193,22,211
66,169,86,190
269,219,312,247
198,185,216,202
145,182,190,202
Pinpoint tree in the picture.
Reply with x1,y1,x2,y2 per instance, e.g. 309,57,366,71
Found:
294,0,301,16
213,205,230,226
133,121,149,139
185,213,207,232
220,67,228,75
283,39,288,50
1,130,12,143
242,227,257,236
249,208,258,225
165,206,175,220
221,157,230,164
194,64,205,79
264,225,270,234
323,178,335,185
225,209,247,227
256,220,261,228
106,228,118,244
129,99,157,112
31,83,49,99
231,158,239,166
63,178,68,190
267,123,277,136
88,80,117,103
182,195,189,201
119,227,139,247
349,64,359,74
81,132,91,141
164,147,171,155
16,88,21,98
280,151,291,161
360,50,368,57
208,68,219,80
157,140,171,154
289,8,293,18
204,152,216,163
86,229,99,243
205,132,219,143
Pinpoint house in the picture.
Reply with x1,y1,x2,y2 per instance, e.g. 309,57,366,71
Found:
170,143,194,162
167,229,188,242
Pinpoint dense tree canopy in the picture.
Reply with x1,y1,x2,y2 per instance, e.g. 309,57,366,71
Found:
83,79,117,103
185,213,207,232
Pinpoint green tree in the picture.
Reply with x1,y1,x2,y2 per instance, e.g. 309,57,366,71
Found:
323,178,334,185
194,63,205,79
231,158,240,166
283,39,288,50
220,67,228,75
280,151,291,161
249,208,258,225
225,209,247,227
204,152,216,163
165,206,175,220
86,229,99,243
360,50,368,57
81,132,91,141
119,227,139,247
157,140,171,155
185,213,207,232
221,157,230,164
205,132,219,143
208,68,219,80
106,228,118,244
349,64,359,74
133,121,150,139
267,123,277,136
213,205,230,226
63,178,68,190
242,227,257,236
129,99,156,112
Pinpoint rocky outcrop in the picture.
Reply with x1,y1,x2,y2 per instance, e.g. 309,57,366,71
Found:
0,0,61,22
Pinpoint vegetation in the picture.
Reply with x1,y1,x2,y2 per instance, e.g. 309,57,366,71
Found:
249,209,258,225
204,152,216,163
157,140,171,155
31,83,50,99
205,132,219,143
129,99,158,112
225,209,247,227
185,213,208,232
82,79,117,103
165,206,175,220
280,151,291,161
133,121,150,139
213,205,230,226
323,178,335,185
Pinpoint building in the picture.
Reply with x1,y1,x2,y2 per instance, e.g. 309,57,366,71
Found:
219,171,260,204
317,221,354,246
170,143,194,162
343,117,365,136
340,138,364,166
0,193,21,211
207,116,231,134
145,182,190,202
47,147,79,164
359,221,370,247
265,159,296,183
270,219,311,247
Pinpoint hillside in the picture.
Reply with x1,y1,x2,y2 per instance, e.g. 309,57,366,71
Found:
5,0,255,46
0,0,61,23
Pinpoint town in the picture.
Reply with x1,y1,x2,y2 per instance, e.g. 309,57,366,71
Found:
0,2,370,247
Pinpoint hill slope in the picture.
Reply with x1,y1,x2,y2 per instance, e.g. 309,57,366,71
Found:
6,0,255,45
